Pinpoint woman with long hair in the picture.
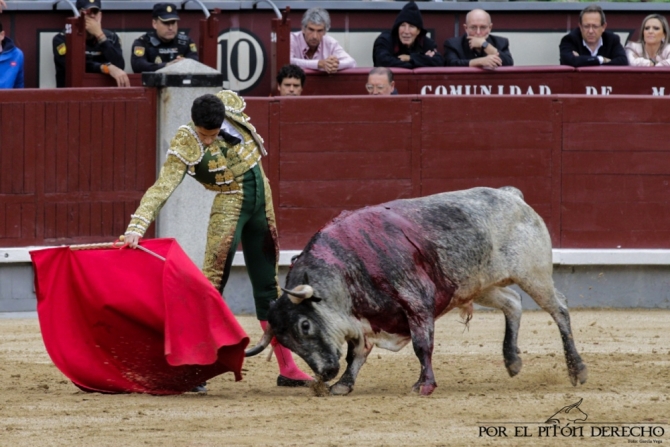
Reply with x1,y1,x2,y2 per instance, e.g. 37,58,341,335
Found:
625,14,670,66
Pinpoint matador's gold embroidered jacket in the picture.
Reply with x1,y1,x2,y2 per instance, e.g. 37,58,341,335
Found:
125,90,268,238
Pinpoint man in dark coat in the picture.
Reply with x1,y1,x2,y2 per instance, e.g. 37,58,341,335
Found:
52,0,129,87
559,5,627,67
373,2,444,69
131,2,199,73
443,9,513,69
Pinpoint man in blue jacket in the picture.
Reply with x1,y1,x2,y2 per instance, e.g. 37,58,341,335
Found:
0,21,24,88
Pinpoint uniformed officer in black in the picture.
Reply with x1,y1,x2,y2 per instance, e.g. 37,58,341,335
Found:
52,0,129,87
131,3,199,73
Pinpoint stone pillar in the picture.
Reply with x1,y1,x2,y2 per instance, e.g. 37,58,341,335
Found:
142,59,223,268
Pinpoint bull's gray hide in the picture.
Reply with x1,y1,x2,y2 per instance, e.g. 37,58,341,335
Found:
246,187,588,396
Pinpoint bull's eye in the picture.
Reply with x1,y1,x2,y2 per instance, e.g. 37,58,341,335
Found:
300,320,310,335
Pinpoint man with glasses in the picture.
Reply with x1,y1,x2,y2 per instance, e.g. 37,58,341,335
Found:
52,0,128,87
443,9,513,69
131,3,199,73
365,67,397,95
559,5,627,67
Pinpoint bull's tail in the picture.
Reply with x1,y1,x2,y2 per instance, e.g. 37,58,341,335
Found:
458,302,474,329
498,186,524,201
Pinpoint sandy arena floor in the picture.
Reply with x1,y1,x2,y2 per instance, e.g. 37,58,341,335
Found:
0,309,669,447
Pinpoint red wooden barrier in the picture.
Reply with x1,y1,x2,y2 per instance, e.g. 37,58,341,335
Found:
3,92,670,251
0,88,157,247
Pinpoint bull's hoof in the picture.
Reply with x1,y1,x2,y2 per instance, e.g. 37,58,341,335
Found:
569,362,588,386
330,382,353,396
505,357,523,377
411,381,437,396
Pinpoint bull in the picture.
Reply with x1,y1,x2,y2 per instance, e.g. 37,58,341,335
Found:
246,187,587,396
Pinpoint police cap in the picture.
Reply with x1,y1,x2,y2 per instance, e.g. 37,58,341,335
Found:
153,3,180,22
76,0,102,11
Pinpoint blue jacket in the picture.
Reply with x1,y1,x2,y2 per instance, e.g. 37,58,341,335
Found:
0,36,24,88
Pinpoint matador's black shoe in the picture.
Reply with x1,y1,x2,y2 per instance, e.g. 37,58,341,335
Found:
277,375,312,388
189,382,208,393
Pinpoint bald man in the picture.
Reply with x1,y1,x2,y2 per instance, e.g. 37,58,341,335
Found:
443,9,513,69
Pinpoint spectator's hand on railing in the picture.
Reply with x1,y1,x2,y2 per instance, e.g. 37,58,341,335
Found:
399,54,410,63
109,65,130,87
318,55,340,74
472,54,503,70
425,50,436,58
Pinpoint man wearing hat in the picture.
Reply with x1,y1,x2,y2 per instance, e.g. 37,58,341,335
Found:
52,0,129,87
131,2,198,73
372,1,443,68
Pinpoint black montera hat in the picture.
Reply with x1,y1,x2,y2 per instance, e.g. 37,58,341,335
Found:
153,3,180,21
76,0,101,11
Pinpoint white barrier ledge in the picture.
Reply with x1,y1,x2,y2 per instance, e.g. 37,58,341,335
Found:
4,247,670,267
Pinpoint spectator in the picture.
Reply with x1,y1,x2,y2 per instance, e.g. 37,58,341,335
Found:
366,67,397,95
443,9,513,69
373,1,443,69
290,7,356,74
0,21,24,88
52,0,129,87
124,92,313,390
276,64,305,96
559,5,627,67
131,2,198,73
625,14,670,67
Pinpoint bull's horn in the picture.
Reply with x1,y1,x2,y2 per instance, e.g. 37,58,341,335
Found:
244,324,274,357
280,284,314,304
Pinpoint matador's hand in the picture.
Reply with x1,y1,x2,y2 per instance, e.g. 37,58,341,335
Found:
121,233,141,248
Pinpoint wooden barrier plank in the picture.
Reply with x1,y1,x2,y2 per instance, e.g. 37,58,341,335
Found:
563,174,670,203
67,102,81,193
563,202,670,231
279,180,413,209
279,122,412,153
123,101,139,192
79,202,91,238
78,101,92,193
101,102,115,192
423,148,551,178
561,230,670,249
423,121,554,151
562,96,670,123
55,202,68,240
5,203,21,239
280,151,411,181
279,97,414,123
90,201,102,237
55,103,69,194
564,122,670,152
421,96,555,123
113,102,126,191
563,152,670,175
90,102,104,192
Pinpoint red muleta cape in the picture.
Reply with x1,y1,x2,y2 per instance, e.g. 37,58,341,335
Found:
30,238,249,395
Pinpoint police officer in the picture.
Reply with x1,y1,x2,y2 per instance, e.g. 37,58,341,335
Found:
131,3,199,73
52,0,129,87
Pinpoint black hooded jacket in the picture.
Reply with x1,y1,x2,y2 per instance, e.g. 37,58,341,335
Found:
372,2,444,68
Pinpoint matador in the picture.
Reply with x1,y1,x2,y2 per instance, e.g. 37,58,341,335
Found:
124,91,313,389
